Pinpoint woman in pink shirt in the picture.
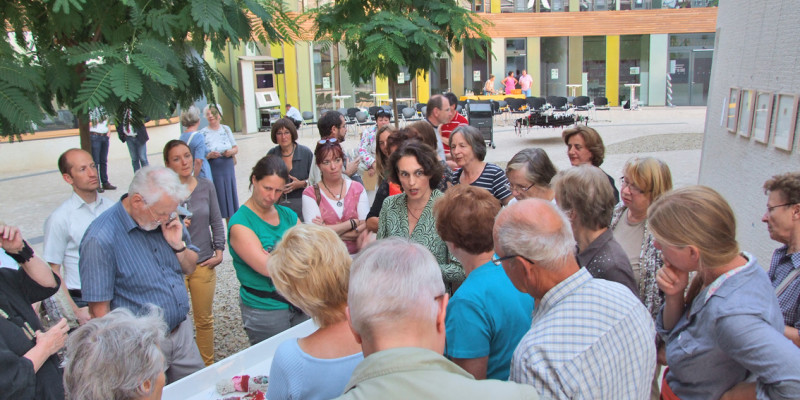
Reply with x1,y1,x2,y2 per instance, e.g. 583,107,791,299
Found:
501,71,517,94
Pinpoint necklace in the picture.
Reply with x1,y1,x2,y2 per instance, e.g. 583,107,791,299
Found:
281,143,296,158
322,179,345,207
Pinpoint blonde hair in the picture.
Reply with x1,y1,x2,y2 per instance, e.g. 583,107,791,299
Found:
552,165,615,230
622,157,673,202
648,186,739,269
267,224,352,328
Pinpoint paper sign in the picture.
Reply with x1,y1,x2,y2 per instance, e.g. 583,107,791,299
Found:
551,68,559,80
669,60,677,74
473,70,481,82
630,66,640,75
397,73,405,84
322,77,331,89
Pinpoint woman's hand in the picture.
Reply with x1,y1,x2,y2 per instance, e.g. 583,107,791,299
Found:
311,217,324,226
207,151,221,159
36,318,68,356
0,225,24,253
656,261,689,297
285,176,302,193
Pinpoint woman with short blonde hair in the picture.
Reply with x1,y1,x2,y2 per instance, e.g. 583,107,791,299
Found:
265,224,362,400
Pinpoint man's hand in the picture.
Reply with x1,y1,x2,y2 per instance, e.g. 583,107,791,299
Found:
199,251,223,269
161,215,184,250
345,156,361,177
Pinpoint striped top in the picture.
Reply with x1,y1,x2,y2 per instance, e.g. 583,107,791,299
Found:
454,163,512,202
79,197,193,331
769,245,800,329
510,268,656,400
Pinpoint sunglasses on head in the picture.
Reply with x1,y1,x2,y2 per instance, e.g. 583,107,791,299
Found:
318,138,339,145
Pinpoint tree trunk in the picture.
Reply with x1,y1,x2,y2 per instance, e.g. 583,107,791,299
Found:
78,116,91,153
389,79,399,129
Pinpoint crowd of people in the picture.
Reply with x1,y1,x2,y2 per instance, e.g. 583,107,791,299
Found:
2,95,800,400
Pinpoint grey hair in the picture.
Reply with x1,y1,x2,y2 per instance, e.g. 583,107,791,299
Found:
64,307,168,400
180,105,201,127
348,238,446,338
506,148,558,188
495,199,576,270
128,166,189,204
450,125,487,161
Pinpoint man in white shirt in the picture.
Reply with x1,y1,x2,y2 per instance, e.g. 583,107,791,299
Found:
519,70,533,97
285,103,303,129
43,149,114,325
89,107,117,193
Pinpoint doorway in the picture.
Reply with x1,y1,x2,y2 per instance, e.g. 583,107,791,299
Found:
668,48,713,106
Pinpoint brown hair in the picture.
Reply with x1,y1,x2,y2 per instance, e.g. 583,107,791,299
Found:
562,126,605,167
764,172,800,205
622,157,673,202
407,121,438,150
314,141,345,166
375,125,396,180
162,140,191,165
388,141,443,190
270,118,298,144
434,185,501,255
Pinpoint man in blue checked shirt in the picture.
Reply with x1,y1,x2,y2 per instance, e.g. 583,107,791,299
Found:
494,198,656,400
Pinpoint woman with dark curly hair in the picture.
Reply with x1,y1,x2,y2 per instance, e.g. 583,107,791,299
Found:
266,118,313,221
377,141,463,293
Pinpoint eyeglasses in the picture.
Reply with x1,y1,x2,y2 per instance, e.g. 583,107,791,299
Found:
505,182,535,193
145,202,177,225
318,138,338,145
620,176,644,195
767,203,797,212
492,253,535,266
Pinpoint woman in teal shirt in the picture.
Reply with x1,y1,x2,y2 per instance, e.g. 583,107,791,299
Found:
229,155,306,345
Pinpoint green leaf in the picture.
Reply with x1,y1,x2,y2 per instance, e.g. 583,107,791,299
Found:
75,64,114,114
132,53,177,87
65,42,120,65
0,83,44,135
52,0,85,14
190,0,225,32
110,64,143,102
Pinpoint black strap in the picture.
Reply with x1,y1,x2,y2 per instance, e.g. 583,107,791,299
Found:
241,285,301,313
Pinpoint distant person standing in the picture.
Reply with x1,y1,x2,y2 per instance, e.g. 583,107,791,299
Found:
88,107,116,192
201,105,239,221
501,71,517,95
483,75,495,95
116,110,150,172
179,106,212,182
519,70,533,97
285,104,303,129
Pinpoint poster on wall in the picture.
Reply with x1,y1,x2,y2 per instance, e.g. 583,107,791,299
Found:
772,94,798,151
630,67,640,75
737,90,754,138
322,76,331,89
551,69,559,80
397,72,405,84
753,92,773,144
473,71,481,82
726,88,740,133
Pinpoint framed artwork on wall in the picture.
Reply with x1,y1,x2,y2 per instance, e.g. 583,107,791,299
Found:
772,94,798,151
737,89,754,138
726,87,740,133
753,91,773,144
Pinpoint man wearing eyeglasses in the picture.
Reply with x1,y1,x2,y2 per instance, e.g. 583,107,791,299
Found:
763,172,800,347
79,166,204,383
307,111,363,187
494,199,655,400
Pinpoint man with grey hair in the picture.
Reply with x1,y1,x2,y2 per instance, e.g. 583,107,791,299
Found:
495,199,655,400
80,166,203,383
336,238,538,399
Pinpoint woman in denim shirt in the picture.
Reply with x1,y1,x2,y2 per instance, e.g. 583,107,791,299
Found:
650,186,800,400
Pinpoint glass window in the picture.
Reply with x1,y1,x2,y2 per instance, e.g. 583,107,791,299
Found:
501,0,534,12
464,40,490,95
313,43,335,114
619,35,649,105
394,66,415,100
661,0,717,8
583,36,606,100
506,38,527,79
538,0,569,12
620,0,651,10
540,37,568,97
429,58,451,96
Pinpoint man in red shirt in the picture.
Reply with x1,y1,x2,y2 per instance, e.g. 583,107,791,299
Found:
441,92,469,170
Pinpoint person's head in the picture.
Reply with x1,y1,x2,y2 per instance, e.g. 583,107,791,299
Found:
489,75,495,81
562,126,605,167
386,128,414,155
268,224,352,328
374,109,391,128
58,149,100,194
620,157,673,215
285,103,293,111
347,238,447,354
249,155,290,210
64,307,167,400
162,140,193,179
762,172,800,245
270,118,298,148
180,106,201,129
507,71,514,77
375,125,397,179
522,69,528,76
434,185,501,258
388,141,443,202
426,94,451,126
406,121,438,150
505,148,557,201
127,166,189,231
203,104,222,127
443,92,460,121
648,186,739,272
314,139,345,179
553,165,615,231
318,110,346,141
449,125,486,167
494,199,577,298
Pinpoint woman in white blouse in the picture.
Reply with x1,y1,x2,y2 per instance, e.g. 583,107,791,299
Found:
201,105,239,221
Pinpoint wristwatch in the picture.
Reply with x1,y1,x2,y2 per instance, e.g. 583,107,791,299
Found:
172,241,187,253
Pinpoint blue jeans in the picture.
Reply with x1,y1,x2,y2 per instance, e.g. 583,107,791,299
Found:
522,89,532,97
126,139,149,172
89,134,110,184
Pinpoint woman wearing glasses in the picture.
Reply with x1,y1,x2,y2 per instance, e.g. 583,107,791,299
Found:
434,185,534,380
450,126,512,205
505,148,557,204
266,118,313,222
609,157,672,400
378,141,463,293
302,139,368,255
229,155,306,345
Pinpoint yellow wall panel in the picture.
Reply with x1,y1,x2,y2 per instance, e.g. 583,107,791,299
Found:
416,70,430,104
606,35,620,106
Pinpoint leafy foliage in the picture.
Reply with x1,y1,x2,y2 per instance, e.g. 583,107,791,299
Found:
0,0,299,144
314,0,491,120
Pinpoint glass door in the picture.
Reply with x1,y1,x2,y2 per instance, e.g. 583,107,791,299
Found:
690,49,713,106
668,48,713,106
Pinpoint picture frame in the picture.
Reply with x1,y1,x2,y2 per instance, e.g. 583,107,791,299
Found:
737,89,754,138
726,87,740,133
752,91,773,144
771,94,798,151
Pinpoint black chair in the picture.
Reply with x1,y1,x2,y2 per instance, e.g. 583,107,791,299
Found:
401,107,422,125
572,96,591,110
593,96,611,122
301,111,316,136
345,107,360,135
546,96,568,110
367,106,382,120
526,97,547,112
355,111,376,132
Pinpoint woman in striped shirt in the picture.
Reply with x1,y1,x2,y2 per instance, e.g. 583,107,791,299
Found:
450,126,512,205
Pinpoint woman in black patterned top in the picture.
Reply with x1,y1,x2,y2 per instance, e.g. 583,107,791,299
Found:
450,126,512,205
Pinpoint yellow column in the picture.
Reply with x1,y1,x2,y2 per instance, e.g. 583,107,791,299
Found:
416,70,430,104
527,38,540,97
294,42,314,114
491,0,501,13
451,49,465,96
568,36,583,86
270,43,301,114
376,76,389,101
605,35,620,106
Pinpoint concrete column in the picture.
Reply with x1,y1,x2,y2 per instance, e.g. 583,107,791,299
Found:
648,34,668,106
527,37,541,96
491,38,505,83
568,36,583,87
